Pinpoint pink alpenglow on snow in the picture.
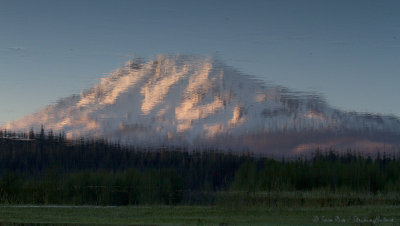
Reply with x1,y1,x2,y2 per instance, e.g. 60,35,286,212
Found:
4,55,400,155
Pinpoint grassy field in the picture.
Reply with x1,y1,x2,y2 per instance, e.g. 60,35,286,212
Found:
0,205,399,225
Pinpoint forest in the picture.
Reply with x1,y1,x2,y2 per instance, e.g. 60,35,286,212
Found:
1,129,400,206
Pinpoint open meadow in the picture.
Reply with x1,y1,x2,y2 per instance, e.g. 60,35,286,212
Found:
1,205,399,225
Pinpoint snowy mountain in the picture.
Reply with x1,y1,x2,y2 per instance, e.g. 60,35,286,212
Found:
4,54,400,155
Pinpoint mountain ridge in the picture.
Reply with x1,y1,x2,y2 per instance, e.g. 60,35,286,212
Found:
4,54,400,155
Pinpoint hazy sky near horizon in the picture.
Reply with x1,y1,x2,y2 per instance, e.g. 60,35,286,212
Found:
1,0,399,125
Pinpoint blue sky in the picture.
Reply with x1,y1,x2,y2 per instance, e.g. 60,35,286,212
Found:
1,0,399,125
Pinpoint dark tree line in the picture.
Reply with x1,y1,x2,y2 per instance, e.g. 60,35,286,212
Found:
1,129,400,205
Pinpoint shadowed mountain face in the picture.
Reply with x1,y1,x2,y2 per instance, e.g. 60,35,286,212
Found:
5,55,400,155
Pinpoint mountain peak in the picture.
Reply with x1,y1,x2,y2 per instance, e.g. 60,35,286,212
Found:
5,54,400,155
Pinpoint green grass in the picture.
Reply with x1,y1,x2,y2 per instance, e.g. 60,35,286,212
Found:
0,205,399,225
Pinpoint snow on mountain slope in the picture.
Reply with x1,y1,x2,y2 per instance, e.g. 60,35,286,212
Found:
4,54,400,155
